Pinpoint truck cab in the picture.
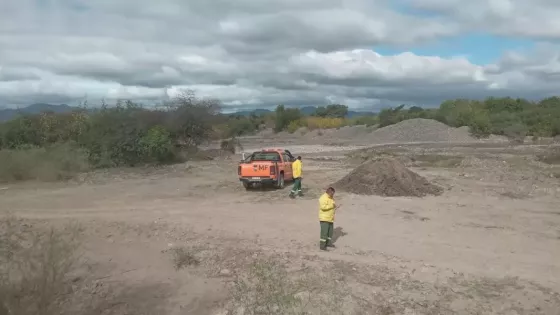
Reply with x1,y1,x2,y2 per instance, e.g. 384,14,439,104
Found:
238,148,296,189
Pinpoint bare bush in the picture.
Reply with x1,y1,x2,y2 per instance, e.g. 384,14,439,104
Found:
220,137,243,154
170,247,200,270
165,90,222,147
0,217,83,315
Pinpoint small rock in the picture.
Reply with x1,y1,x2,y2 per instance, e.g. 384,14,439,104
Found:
220,269,231,276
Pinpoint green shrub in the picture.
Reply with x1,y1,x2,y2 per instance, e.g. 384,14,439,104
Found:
139,126,178,163
468,111,492,138
350,115,378,126
286,120,303,133
78,105,148,167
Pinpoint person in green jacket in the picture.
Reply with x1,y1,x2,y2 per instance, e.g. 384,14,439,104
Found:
319,187,339,250
289,156,303,198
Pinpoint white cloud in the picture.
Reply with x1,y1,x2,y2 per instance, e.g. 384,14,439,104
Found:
290,50,488,84
0,0,560,110
408,0,560,38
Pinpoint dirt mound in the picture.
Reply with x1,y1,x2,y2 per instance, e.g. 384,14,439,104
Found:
333,158,443,197
367,119,475,144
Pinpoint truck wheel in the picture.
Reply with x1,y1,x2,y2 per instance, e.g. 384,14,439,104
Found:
276,173,285,189
243,182,252,190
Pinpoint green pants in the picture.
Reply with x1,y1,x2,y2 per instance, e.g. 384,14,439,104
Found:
319,221,334,249
291,177,302,194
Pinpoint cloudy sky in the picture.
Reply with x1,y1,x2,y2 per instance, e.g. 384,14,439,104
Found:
1,0,560,111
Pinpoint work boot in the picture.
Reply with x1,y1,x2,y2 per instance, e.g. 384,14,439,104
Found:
327,243,336,248
319,242,327,251
297,190,304,197
289,192,296,199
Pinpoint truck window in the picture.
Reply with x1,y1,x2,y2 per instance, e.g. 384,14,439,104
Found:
282,153,290,162
251,152,281,161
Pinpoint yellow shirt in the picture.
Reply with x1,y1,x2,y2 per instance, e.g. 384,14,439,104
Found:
318,193,335,222
292,159,302,178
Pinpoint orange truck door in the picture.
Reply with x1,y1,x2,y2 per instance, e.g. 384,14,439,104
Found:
282,153,293,180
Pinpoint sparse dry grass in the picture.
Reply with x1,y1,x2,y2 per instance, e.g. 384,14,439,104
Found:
0,143,90,183
170,246,200,270
537,148,560,165
410,154,464,168
228,259,347,315
0,216,84,315
346,148,399,161
500,190,532,199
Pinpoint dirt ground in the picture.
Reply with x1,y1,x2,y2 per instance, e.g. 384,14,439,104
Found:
2,136,560,314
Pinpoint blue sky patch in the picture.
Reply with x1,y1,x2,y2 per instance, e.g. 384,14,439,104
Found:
374,34,535,65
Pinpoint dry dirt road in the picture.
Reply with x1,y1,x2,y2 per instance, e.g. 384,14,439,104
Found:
1,141,560,315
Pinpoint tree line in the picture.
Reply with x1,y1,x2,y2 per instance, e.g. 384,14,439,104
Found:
273,97,560,139
1,93,559,181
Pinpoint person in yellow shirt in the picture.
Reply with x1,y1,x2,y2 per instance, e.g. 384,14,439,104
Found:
289,156,303,198
319,187,339,250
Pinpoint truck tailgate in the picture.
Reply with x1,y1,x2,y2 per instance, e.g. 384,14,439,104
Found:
239,162,276,178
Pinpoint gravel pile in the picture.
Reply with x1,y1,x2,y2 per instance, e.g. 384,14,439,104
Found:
331,125,374,138
333,158,443,197
366,119,475,144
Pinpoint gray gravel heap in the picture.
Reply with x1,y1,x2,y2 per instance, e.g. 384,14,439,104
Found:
367,118,475,144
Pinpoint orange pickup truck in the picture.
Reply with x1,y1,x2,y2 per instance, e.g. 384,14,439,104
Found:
238,148,296,189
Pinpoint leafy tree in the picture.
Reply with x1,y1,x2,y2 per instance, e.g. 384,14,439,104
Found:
274,105,302,132
313,104,348,118
407,106,424,114
225,116,260,137
378,105,405,127
78,103,148,167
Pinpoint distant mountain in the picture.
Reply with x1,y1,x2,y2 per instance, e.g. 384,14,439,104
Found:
0,103,77,122
231,108,273,116
0,103,376,122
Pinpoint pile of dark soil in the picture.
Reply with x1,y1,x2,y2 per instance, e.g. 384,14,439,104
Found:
333,158,443,197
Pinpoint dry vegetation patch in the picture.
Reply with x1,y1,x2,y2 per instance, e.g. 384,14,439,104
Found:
226,259,348,315
537,147,560,165
0,216,84,315
170,246,201,270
